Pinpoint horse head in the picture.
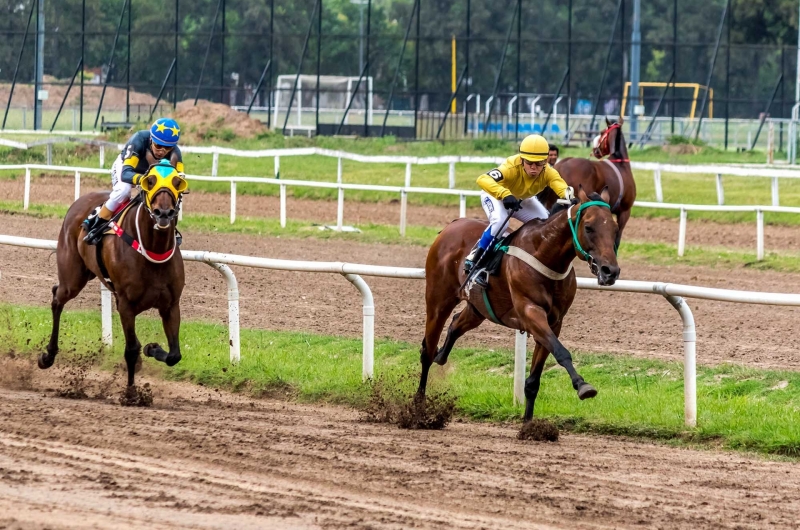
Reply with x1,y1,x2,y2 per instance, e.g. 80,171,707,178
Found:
571,186,620,286
139,160,189,230
591,119,627,161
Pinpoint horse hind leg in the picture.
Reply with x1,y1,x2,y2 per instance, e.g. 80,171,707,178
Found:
433,304,485,366
144,304,182,367
40,272,91,369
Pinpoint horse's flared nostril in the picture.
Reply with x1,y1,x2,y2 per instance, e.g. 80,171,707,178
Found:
599,264,620,285
153,208,162,217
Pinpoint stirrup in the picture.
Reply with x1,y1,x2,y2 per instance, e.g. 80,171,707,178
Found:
473,269,490,288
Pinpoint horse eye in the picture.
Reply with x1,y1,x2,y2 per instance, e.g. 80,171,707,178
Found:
585,225,594,234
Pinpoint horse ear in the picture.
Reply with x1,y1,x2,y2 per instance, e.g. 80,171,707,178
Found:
577,184,590,203
605,116,610,126
600,186,611,205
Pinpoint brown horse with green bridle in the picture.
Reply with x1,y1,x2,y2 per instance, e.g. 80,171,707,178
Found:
419,187,620,422
41,160,188,392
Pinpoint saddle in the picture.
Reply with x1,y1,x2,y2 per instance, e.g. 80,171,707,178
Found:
463,233,516,326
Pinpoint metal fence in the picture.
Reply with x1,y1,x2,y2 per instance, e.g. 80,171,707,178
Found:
2,0,799,146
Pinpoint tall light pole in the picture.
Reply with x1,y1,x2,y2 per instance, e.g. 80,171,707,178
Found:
630,0,641,140
35,0,45,130
351,0,368,73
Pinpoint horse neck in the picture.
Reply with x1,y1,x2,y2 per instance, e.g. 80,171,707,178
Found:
513,210,576,272
612,129,630,164
130,203,175,255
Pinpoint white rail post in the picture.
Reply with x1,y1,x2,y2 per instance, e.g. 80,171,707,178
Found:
337,157,344,230
212,148,220,177
715,174,724,205
448,161,456,189
405,162,412,187
661,293,696,428
459,193,467,218
771,177,780,206
74,171,81,200
756,209,764,260
344,273,374,381
203,261,240,363
23,167,30,210
274,155,280,179
399,190,408,237
230,181,237,224
280,184,287,227
678,208,687,257
99,145,105,168
654,168,663,202
514,331,527,406
101,284,113,347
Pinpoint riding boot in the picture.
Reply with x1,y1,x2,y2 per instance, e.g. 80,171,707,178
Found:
83,204,114,245
464,244,485,275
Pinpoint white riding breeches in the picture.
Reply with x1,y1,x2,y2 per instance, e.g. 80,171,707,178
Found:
107,155,132,211
480,191,549,237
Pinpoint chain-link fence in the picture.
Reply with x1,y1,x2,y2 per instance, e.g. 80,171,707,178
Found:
1,0,797,148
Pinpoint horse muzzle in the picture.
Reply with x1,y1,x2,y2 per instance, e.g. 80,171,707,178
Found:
151,207,177,229
596,263,620,286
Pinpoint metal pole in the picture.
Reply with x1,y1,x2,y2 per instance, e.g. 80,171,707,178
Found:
464,0,470,137
414,0,420,138
694,4,727,141
337,62,369,134
149,58,177,122
35,0,44,130
364,0,371,136
282,0,320,133
126,0,131,121
268,0,274,129
672,0,677,135
2,0,36,130
796,0,800,107
95,0,130,128
724,0,731,150
588,0,623,132
483,1,519,133
436,66,467,139
193,0,223,105
81,0,85,131
630,0,641,139
173,0,179,110
542,67,569,135
637,71,674,147
567,0,572,136
750,74,783,150
315,0,322,134
51,59,83,132
221,0,226,103
247,61,271,114
515,0,521,139
381,0,419,136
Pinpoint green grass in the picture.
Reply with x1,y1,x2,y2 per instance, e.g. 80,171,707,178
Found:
3,303,800,456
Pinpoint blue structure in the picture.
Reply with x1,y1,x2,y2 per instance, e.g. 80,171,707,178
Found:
468,122,561,135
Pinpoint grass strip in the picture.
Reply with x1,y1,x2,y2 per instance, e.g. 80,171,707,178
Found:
2,304,799,456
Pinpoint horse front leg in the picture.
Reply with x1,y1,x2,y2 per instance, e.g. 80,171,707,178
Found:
521,305,596,408
117,300,142,387
523,321,562,422
144,304,182,367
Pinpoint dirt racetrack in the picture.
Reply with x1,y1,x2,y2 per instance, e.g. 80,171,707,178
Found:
1,363,800,530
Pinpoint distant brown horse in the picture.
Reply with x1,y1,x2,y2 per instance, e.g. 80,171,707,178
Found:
547,118,635,249
41,160,188,391
419,187,620,421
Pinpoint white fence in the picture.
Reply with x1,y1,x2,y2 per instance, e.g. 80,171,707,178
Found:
4,159,800,259
5,234,800,427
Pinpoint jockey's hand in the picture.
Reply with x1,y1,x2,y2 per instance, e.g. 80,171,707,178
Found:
563,186,575,201
502,195,522,211
131,173,144,186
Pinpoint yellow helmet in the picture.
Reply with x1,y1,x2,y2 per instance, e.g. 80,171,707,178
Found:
518,134,549,162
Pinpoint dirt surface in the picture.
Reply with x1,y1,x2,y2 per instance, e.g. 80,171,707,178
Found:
1,81,157,111
172,101,267,141
1,363,799,530
2,206,800,370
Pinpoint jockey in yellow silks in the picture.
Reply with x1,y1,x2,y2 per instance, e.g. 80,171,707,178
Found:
464,134,574,274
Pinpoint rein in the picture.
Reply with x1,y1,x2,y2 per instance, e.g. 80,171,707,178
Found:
567,200,613,274
108,203,178,264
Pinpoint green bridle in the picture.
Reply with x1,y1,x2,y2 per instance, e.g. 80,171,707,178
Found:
567,200,614,273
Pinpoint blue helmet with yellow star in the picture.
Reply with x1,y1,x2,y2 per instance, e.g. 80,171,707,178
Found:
150,117,181,147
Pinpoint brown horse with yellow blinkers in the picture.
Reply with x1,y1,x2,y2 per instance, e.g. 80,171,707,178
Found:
419,187,620,422
41,160,188,391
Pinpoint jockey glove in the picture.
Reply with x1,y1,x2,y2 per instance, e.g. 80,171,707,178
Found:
502,195,522,211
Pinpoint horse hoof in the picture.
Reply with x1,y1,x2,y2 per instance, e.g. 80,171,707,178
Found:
578,383,598,400
165,352,182,367
432,351,448,366
143,343,158,358
37,353,54,369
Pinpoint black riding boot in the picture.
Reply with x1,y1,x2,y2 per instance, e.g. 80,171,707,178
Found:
82,214,110,245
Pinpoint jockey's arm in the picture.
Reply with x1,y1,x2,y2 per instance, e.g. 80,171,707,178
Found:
476,166,513,200
545,166,572,200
